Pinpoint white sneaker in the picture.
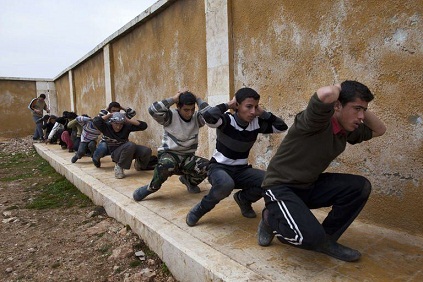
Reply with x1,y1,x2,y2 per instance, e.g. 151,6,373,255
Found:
114,164,125,179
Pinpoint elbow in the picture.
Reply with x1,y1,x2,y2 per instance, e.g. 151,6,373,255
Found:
379,124,387,136
373,123,387,138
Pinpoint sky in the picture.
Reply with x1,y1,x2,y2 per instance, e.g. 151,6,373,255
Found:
0,0,158,79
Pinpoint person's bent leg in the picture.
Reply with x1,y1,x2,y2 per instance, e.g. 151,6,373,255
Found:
72,142,88,163
110,142,136,179
92,141,108,167
87,140,97,157
133,153,178,201
309,173,372,241
133,145,153,170
72,137,80,152
114,142,137,170
264,186,326,250
186,165,234,226
180,155,209,193
264,185,362,262
233,167,265,218
61,131,73,151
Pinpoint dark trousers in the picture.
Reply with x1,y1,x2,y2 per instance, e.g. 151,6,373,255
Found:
200,163,264,211
263,173,371,250
111,141,152,170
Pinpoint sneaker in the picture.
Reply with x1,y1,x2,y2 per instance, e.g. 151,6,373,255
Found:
179,175,201,193
71,155,78,163
233,191,256,218
257,209,274,246
314,238,361,262
114,164,125,179
92,157,101,168
133,185,154,201
186,203,208,227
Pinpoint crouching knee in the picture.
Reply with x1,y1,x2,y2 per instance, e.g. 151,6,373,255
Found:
361,178,372,199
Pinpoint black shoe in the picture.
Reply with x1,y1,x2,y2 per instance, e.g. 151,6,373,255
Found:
92,157,101,168
179,175,201,193
314,238,361,262
186,203,208,227
258,209,274,246
133,185,154,201
233,191,256,218
71,155,78,163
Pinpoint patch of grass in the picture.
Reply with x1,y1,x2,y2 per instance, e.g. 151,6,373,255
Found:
129,260,142,268
0,152,42,181
113,266,122,274
0,147,91,210
98,244,112,254
25,177,92,209
0,151,55,181
160,263,171,275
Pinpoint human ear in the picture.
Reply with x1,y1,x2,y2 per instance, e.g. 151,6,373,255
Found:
334,101,342,111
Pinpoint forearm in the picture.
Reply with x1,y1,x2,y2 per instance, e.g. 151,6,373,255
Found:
130,120,148,131
126,118,141,126
316,84,341,104
364,111,386,137
197,98,210,111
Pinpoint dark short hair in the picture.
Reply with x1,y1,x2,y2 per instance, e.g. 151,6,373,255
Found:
177,92,196,108
39,94,46,99
56,117,66,124
339,80,374,106
235,87,260,104
107,102,121,112
63,111,77,120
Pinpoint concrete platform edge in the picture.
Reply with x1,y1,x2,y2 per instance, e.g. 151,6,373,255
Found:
34,144,271,282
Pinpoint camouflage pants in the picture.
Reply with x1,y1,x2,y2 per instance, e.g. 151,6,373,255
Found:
148,152,209,192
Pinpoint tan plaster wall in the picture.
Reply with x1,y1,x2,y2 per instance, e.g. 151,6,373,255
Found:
111,0,208,154
231,0,423,235
54,74,70,116
2,0,421,236
72,51,106,117
0,79,37,137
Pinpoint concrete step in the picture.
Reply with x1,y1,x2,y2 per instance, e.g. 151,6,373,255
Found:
34,143,423,282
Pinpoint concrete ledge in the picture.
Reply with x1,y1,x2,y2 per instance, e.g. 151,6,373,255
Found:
34,144,269,281
34,143,423,282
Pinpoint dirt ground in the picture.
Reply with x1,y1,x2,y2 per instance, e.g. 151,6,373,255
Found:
0,137,176,282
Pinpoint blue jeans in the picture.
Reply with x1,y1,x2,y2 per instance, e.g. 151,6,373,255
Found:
200,163,265,211
92,141,109,162
32,116,44,140
75,140,97,159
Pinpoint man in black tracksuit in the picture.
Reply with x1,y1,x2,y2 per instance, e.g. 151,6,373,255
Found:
259,81,386,262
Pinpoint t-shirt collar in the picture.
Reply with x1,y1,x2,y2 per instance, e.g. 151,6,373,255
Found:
331,116,346,136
